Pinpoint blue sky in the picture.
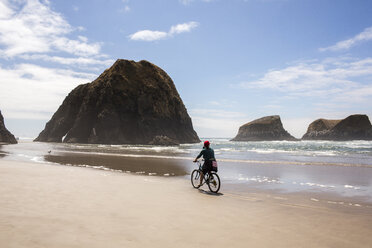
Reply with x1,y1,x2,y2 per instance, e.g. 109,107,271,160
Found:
1,0,372,138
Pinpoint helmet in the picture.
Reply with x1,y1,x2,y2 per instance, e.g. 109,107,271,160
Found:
204,140,210,147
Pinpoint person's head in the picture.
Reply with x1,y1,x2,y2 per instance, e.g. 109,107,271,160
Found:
203,140,210,148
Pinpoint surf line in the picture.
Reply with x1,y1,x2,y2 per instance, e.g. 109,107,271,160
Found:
48,150,372,168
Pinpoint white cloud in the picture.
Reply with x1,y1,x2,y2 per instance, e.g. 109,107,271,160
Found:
19,54,114,67
238,57,372,131
0,63,96,119
0,0,112,121
0,0,103,59
241,63,354,94
240,57,372,101
52,37,101,57
129,21,199,41
169,22,199,35
320,26,372,52
0,0,14,19
129,30,168,42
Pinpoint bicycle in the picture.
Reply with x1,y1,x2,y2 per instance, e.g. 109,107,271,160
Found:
191,160,221,193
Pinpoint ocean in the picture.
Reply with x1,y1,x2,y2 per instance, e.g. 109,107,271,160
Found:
1,138,372,203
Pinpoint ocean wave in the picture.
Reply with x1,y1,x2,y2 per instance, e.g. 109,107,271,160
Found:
292,181,335,189
245,148,339,156
344,185,361,190
238,175,283,184
56,139,372,159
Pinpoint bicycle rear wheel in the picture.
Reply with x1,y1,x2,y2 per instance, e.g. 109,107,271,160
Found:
191,169,201,188
207,172,221,193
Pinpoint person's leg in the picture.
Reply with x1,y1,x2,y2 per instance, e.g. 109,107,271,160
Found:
200,162,208,187
199,171,204,186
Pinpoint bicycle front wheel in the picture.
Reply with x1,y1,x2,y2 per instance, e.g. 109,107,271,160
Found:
191,169,201,188
207,172,221,193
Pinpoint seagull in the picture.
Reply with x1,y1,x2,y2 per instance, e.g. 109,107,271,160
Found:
48,150,51,154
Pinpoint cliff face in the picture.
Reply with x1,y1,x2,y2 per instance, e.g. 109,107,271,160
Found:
35,59,200,145
302,115,372,140
0,110,17,144
231,115,297,141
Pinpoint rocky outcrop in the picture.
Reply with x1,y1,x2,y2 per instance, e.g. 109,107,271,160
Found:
302,115,372,140
148,135,179,146
301,119,341,140
0,110,17,144
231,115,297,141
35,59,200,145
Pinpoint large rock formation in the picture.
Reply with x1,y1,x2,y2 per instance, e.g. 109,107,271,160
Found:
35,59,200,145
301,119,341,140
0,110,17,144
231,115,297,141
302,115,372,140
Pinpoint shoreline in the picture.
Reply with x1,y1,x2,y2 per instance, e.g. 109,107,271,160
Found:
1,139,372,205
1,159,372,247
2,149,372,205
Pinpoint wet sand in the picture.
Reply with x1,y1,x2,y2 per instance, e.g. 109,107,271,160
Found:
1,160,372,248
44,152,190,176
41,151,372,203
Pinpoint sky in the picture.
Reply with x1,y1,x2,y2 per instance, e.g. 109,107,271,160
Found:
1,0,372,139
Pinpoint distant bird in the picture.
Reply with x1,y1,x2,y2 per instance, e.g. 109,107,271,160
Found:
48,150,51,154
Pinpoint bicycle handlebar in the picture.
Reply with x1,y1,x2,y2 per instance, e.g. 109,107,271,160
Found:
193,160,202,170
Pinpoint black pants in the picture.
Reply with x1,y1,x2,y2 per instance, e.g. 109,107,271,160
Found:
202,160,213,174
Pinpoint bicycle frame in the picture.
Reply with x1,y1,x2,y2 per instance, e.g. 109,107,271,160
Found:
194,161,212,186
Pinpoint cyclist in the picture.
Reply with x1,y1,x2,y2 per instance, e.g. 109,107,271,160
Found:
193,140,216,187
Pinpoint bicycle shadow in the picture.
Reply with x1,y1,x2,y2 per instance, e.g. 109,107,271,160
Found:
198,188,223,196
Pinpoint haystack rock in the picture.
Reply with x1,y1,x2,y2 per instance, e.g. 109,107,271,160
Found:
302,115,372,140
0,110,17,144
35,59,200,145
231,115,297,141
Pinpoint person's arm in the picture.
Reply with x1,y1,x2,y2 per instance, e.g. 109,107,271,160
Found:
193,150,204,162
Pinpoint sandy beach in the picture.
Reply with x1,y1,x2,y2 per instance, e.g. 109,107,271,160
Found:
1,159,371,248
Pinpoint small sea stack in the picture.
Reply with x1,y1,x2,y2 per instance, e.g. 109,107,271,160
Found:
302,118,341,140
302,114,372,140
0,110,17,144
34,59,200,145
231,115,297,141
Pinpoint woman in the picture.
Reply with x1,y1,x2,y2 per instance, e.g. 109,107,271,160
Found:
193,140,216,187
